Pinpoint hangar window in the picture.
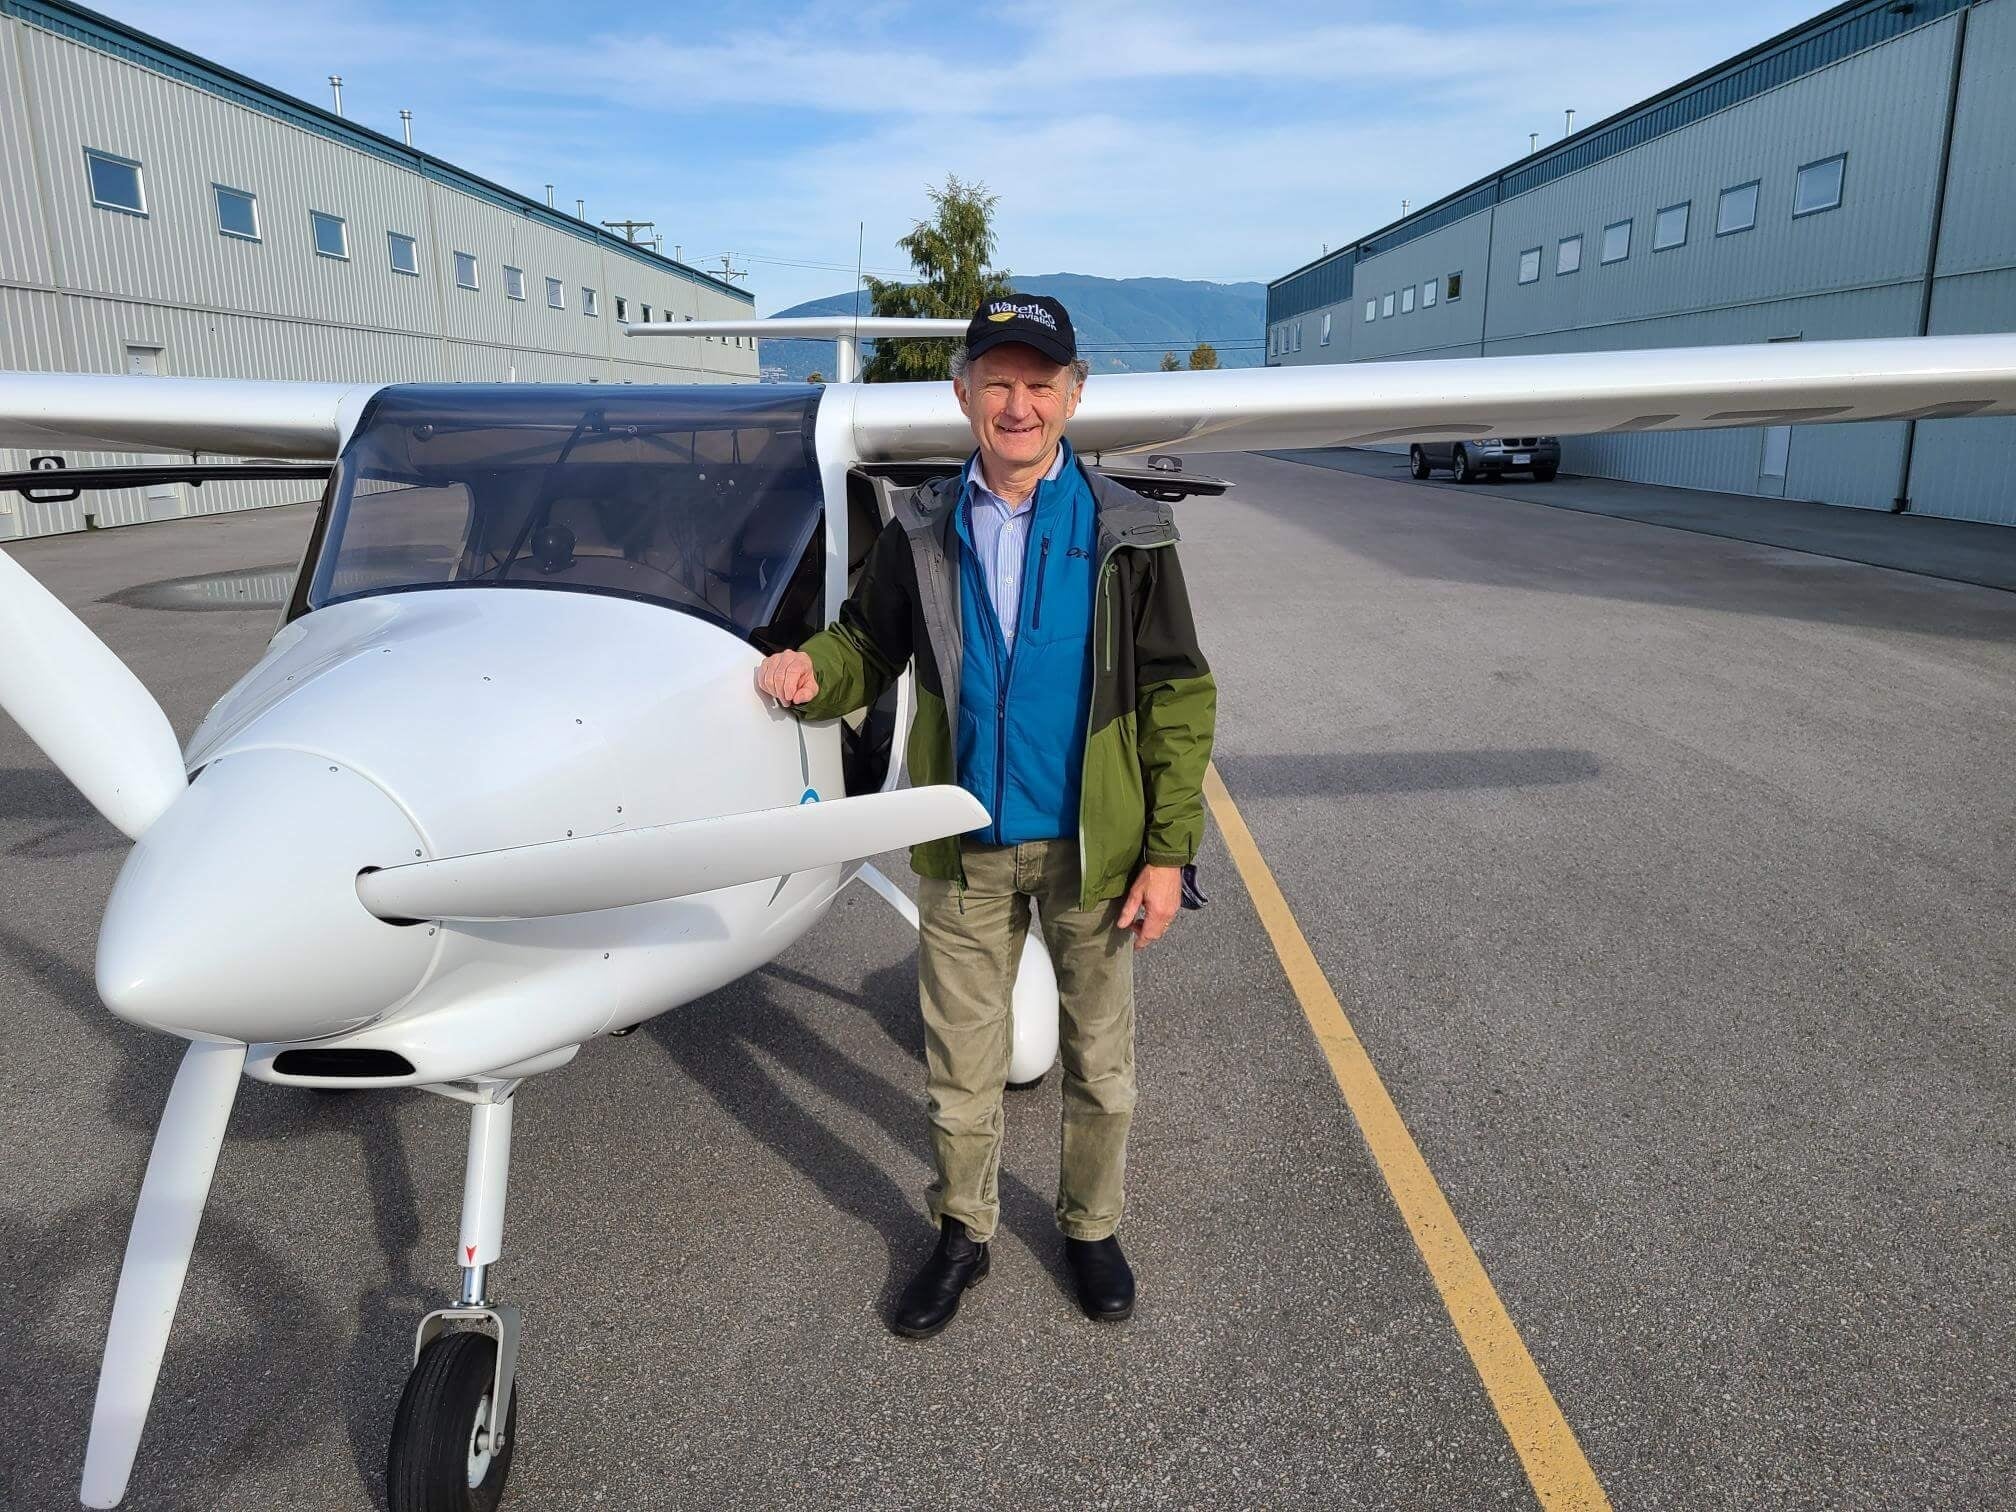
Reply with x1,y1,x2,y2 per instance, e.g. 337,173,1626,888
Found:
1382,293,1395,318
1601,219,1631,264
453,251,479,290
1794,154,1845,217
615,296,628,321
1364,300,1376,323
212,184,258,241
640,303,652,322
583,287,599,317
1292,322,1302,351
504,266,526,300
311,211,349,260
1446,271,1462,301
1320,312,1331,346
1422,278,1437,307
1518,247,1541,284
1654,202,1689,251
1556,235,1581,275
1716,180,1759,236
546,277,565,309
1401,286,1415,313
84,149,145,215
388,232,420,276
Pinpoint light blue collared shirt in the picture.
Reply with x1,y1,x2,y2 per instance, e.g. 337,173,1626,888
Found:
966,447,1065,647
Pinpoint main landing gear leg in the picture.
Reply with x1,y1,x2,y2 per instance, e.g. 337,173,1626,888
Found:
389,1080,522,1512
851,863,1060,1090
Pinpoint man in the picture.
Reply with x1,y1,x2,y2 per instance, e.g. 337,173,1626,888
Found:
754,294,1215,1336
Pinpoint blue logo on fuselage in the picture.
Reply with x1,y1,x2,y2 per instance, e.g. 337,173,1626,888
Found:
800,788,820,804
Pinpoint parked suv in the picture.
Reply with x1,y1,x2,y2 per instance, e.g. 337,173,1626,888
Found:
1410,436,1560,483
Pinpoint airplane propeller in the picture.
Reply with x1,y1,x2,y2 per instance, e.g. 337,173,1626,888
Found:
357,785,991,923
0,546,186,840
78,1040,246,1510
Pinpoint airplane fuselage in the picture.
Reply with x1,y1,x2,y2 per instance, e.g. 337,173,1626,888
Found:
97,587,850,1087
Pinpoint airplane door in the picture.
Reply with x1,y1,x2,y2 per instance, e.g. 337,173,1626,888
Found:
125,346,185,522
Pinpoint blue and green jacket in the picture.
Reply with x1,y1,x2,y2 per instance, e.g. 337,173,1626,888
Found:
795,444,1217,911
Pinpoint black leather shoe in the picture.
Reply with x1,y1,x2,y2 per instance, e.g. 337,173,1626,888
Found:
890,1217,990,1339
1064,1235,1136,1322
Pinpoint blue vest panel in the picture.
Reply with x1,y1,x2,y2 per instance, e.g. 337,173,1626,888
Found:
954,443,1099,845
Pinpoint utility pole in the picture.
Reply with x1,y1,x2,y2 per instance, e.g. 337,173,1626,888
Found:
708,253,749,285
601,219,656,244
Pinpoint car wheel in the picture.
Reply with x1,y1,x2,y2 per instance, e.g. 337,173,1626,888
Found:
1534,465,1558,482
1409,447,1430,480
1452,446,1476,483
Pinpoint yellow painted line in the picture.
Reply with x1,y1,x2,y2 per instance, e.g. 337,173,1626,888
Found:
1202,763,1611,1511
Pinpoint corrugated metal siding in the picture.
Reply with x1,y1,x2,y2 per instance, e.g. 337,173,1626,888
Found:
1263,1,2016,525
1,7,760,537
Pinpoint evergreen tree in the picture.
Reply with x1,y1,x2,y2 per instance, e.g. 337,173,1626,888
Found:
861,175,1013,383
807,371,824,386
1158,351,1181,372
1186,342,1220,371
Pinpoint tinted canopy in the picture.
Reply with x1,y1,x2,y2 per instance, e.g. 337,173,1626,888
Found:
305,384,825,639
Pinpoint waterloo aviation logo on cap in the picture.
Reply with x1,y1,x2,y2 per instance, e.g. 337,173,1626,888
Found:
984,300,1058,330
964,293,1075,364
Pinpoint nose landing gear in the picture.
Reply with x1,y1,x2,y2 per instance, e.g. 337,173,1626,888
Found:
388,1081,524,1512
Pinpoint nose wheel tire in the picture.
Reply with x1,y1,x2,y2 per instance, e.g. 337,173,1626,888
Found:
1408,446,1430,480
387,1331,519,1512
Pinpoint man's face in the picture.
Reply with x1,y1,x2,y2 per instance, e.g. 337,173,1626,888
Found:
954,344,1082,474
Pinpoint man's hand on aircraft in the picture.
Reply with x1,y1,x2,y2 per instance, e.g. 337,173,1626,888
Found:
755,649,819,706
1117,863,1183,951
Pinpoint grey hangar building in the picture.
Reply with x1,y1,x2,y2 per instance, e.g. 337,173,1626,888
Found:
1265,0,2016,528
0,0,760,541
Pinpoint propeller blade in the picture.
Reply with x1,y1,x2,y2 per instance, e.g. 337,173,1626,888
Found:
0,548,186,841
80,1039,245,1509
358,785,989,923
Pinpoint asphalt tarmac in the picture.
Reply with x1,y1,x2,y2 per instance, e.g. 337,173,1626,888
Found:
2,456,2011,1510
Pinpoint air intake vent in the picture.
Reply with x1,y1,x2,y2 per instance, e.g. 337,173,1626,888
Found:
272,1048,416,1078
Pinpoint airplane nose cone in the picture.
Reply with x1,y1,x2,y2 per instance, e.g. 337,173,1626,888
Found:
96,749,436,1042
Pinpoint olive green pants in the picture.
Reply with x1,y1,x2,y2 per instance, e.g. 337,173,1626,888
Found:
917,838,1137,1244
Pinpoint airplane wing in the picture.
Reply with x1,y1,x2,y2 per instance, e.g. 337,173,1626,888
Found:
841,332,2016,460
0,372,380,458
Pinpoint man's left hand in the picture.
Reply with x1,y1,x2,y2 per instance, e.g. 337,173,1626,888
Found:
1117,864,1183,952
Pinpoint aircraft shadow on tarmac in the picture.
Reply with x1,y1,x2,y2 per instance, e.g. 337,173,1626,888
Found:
648,959,1079,1306
1217,747,1602,799
0,765,127,858
0,915,445,1509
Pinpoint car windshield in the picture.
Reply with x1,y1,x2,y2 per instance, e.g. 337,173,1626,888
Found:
305,384,824,639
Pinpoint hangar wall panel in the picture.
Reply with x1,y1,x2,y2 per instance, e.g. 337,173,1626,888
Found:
0,0,762,538
1267,0,2016,525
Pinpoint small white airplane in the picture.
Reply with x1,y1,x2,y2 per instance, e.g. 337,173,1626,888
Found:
3,317,2015,1509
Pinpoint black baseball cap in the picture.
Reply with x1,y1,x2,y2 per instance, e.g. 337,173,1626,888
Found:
963,294,1076,366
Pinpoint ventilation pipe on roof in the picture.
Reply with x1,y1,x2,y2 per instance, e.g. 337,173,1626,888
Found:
400,108,412,145
1564,108,1575,136
328,76,343,115
576,198,586,219
545,184,555,208
1529,131,1539,154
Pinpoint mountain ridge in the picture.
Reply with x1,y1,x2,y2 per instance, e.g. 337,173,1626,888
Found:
759,272,1264,381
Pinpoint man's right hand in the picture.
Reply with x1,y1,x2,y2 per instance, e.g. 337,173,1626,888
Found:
755,649,819,706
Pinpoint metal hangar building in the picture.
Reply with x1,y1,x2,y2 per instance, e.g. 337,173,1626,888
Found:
1264,0,2016,526
0,0,759,540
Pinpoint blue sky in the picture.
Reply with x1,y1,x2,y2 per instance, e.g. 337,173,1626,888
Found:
107,0,1824,314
